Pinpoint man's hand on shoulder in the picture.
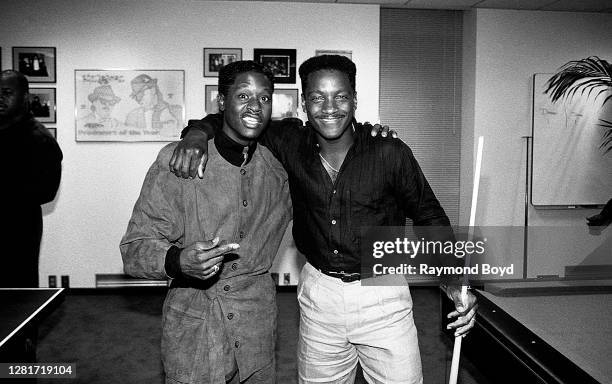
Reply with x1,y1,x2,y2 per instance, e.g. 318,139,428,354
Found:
364,122,398,139
169,129,209,179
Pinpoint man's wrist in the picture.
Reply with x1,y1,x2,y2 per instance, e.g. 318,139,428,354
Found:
180,121,208,139
164,246,183,279
440,278,469,298
180,114,222,139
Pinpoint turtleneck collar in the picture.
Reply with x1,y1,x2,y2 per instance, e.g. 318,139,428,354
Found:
214,128,257,167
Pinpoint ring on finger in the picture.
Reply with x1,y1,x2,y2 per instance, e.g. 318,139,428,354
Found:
212,264,219,274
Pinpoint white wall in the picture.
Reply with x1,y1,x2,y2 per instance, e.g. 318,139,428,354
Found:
461,9,612,277
0,0,380,287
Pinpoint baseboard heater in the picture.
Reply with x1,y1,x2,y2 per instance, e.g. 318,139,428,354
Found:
95,273,170,288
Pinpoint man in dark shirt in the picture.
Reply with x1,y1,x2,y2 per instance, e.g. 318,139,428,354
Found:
172,56,476,383
0,70,62,288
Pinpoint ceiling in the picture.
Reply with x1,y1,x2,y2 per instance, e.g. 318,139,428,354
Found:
248,0,612,12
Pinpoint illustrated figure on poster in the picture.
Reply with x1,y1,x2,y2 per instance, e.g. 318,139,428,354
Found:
79,84,123,130
125,74,183,136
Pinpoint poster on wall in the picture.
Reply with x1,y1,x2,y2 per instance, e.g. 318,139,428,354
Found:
75,70,185,142
531,73,612,206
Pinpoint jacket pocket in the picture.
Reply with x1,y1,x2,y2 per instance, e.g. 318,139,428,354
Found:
161,304,208,383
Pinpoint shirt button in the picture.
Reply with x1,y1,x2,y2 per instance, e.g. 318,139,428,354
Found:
333,190,337,194
240,169,246,175
239,231,245,238
234,341,240,348
331,219,337,225
227,313,234,320
242,200,248,207
333,250,339,255
224,285,230,291
231,263,238,271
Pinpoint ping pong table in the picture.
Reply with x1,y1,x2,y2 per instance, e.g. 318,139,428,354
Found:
0,288,65,362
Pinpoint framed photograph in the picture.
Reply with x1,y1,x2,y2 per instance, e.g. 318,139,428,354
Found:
205,85,220,114
29,88,56,123
12,47,56,83
254,49,296,84
315,49,352,60
47,127,57,139
272,89,299,120
75,69,185,142
204,48,242,77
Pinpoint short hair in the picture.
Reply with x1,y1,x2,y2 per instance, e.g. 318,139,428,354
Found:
298,55,356,94
218,60,275,98
1,70,29,94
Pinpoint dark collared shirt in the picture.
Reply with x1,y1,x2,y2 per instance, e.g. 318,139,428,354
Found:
191,115,450,275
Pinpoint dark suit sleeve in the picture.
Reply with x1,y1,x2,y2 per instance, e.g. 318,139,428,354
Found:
256,118,303,162
393,143,450,226
33,130,63,205
181,113,223,139
393,143,464,284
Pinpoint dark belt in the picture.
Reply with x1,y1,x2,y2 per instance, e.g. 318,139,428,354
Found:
318,269,361,282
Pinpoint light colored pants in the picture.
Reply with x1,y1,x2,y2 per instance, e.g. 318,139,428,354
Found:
297,262,423,384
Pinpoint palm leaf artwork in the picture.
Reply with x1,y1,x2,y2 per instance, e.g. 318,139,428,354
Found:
544,56,612,153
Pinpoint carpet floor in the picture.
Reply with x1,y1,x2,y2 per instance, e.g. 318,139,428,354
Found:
33,287,489,384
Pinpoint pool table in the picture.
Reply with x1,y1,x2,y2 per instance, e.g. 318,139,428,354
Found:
441,280,612,384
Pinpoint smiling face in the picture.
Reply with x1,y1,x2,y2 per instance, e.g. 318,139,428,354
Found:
302,69,356,141
219,71,273,146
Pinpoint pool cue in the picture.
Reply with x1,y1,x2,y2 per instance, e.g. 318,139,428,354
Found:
448,136,484,384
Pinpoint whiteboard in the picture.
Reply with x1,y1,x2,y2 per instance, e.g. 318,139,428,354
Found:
531,74,612,207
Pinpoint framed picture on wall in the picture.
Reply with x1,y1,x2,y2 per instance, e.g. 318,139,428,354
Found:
205,84,219,114
315,49,352,60
29,88,56,123
47,127,57,139
12,47,56,83
253,49,296,84
272,89,299,120
204,48,242,77
74,69,185,142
